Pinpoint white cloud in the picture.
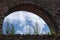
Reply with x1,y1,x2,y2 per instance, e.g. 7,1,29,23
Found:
16,30,23,34
3,11,50,34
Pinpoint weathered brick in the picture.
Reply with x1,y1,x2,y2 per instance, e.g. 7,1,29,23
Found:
0,0,60,40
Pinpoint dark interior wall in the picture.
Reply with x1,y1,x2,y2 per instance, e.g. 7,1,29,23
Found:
0,0,60,40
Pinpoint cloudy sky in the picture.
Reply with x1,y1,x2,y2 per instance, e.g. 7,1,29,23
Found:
3,11,51,35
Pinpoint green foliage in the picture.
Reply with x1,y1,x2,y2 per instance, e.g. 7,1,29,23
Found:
47,32,51,35
6,20,10,34
6,19,15,35
33,20,39,35
10,24,15,34
50,27,56,35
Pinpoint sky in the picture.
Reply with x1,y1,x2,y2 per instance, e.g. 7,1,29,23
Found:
3,11,51,35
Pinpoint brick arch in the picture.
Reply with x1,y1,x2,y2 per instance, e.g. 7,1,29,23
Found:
4,2,57,34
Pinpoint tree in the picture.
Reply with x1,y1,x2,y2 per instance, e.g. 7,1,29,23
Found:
6,20,10,34
10,24,15,34
33,20,39,35
6,19,15,34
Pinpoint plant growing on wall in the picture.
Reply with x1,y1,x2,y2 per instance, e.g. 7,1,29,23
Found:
50,27,56,35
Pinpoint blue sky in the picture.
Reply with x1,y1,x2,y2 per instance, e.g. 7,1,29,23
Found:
3,11,51,35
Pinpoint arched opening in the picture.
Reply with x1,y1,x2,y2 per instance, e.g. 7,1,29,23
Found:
2,3,56,35
3,11,51,35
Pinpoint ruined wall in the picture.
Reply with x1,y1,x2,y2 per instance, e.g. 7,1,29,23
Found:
0,0,60,40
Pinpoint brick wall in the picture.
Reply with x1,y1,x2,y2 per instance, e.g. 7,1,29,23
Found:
0,0,60,40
